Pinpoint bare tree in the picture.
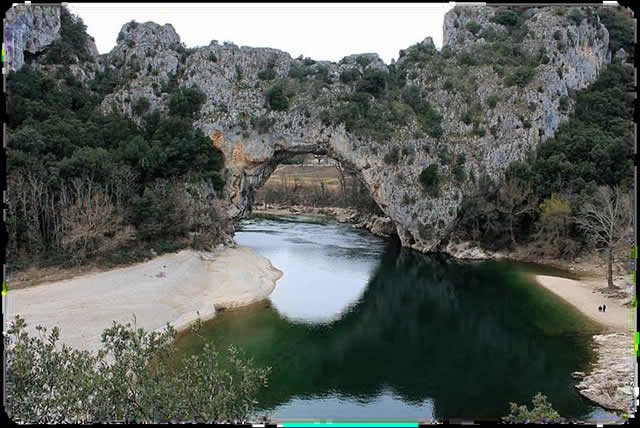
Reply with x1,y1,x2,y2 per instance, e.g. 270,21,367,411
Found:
496,176,538,246
574,186,632,289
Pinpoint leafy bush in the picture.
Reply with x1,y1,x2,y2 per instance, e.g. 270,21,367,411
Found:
383,146,400,164
287,63,313,81
356,69,388,97
466,20,483,35
250,115,275,134
5,316,270,422
419,164,440,196
43,8,91,65
257,59,277,81
486,94,498,108
168,86,207,119
462,110,473,125
340,68,361,84
505,66,535,88
133,97,151,116
266,83,290,111
507,393,560,420
208,52,218,62
558,95,569,112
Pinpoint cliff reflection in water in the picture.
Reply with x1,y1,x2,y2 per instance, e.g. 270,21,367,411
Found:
175,239,601,419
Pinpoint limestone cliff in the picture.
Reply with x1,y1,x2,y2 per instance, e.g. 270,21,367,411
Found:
6,4,615,254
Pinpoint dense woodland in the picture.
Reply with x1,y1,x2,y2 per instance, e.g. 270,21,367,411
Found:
6,6,635,272
7,9,227,269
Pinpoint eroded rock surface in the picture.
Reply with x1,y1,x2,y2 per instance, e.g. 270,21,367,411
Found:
6,4,614,254
575,332,635,413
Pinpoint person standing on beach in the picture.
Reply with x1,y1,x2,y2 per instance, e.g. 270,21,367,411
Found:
603,304,607,313
599,306,602,312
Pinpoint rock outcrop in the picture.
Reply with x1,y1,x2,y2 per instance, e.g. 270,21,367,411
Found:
5,5,62,71
6,4,615,254
575,332,635,413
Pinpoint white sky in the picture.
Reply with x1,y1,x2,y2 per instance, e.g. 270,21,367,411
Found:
67,2,455,64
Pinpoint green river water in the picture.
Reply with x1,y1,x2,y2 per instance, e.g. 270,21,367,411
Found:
173,215,614,420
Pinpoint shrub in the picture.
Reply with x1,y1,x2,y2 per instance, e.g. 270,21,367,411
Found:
356,69,388,97
383,146,400,164
559,95,569,112
419,164,440,196
133,97,151,116
356,55,373,68
266,83,289,111
486,94,498,108
340,68,361,84
462,110,473,125
453,164,466,183
126,39,135,48
251,115,275,134
505,66,535,88
257,59,277,81
168,86,207,119
466,20,483,35
5,316,270,422
208,52,218,62
507,393,560,420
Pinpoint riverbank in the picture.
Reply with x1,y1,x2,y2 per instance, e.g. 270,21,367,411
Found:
253,204,395,238
5,245,283,353
533,274,635,414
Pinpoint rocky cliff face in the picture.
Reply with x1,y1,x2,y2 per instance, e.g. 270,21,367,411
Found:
6,4,613,254
5,5,62,71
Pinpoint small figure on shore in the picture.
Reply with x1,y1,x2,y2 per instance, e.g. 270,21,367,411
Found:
598,306,602,312
603,304,607,313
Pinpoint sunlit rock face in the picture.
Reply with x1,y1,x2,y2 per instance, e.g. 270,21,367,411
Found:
7,4,612,253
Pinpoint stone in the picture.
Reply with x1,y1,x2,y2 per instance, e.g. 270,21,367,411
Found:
5,4,613,258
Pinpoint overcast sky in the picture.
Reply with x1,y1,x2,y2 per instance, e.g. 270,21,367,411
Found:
67,3,454,64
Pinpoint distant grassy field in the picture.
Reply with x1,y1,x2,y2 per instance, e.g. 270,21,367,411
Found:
265,165,342,188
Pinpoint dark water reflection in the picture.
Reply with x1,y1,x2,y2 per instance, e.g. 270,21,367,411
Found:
174,216,610,420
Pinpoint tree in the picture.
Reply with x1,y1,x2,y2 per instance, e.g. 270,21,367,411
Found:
574,186,632,289
507,392,560,420
5,315,270,423
496,176,538,246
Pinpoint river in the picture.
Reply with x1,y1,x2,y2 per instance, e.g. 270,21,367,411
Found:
173,215,616,420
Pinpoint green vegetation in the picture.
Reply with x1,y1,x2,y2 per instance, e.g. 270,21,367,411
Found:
383,146,400,165
266,82,290,111
507,393,560,420
5,316,269,422
466,20,482,35
457,58,633,257
257,58,277,81
7,56,226,267
340,68,361,84
419,164,440,196
42,8,92,65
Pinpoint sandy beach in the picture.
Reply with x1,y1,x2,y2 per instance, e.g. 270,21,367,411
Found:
5,246,283,352
534,275,632,332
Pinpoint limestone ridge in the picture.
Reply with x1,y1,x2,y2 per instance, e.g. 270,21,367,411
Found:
5,5,62,71
6,5,612,254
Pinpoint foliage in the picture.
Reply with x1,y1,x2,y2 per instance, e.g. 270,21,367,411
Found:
251,115,275,134
419,164,440,196
402,85,443,138
338,67,360,85
356,69,388,97
466,20,483,35
266,83,290,111
5,316,270,422
7,64,225,265
43,8,91,65
133,96,151,116
383,146,400,165
507,392,560,420
257,58,277,81
168,86,207,118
